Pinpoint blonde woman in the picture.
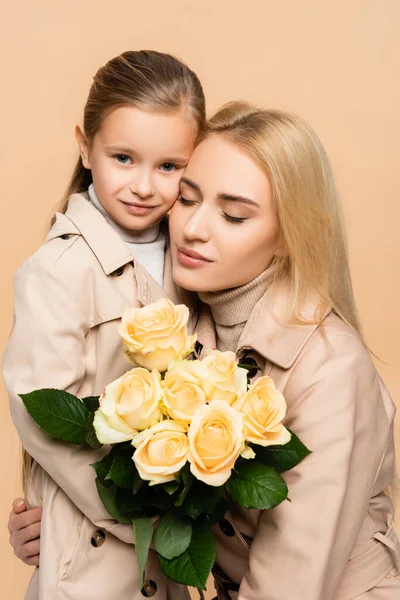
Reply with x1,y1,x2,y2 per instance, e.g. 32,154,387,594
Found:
9,103,400,599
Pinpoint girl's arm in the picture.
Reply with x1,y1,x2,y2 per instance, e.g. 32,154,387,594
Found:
3,257,133,544
237,331,391,600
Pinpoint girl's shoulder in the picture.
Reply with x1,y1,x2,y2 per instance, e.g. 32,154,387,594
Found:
18,193,132,281
18,211,92,283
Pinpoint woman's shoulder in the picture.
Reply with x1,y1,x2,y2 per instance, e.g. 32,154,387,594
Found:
298,311,372,375
293,311,395,417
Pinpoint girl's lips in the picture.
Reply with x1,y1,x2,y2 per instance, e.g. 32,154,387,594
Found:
122,202,156,216
177,247,212,268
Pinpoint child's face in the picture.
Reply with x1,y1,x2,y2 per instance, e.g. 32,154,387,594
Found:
77,106,197,230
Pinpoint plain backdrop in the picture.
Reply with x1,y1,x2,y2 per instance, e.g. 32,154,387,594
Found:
1,1,399,598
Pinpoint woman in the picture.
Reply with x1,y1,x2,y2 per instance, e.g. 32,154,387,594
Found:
9,102,400,599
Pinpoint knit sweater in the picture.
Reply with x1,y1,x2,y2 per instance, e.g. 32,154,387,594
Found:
198,266,276,352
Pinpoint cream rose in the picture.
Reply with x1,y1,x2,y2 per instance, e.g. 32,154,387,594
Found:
119,298,196,372
132,421,189,485
188,400,246,486
162,360,211,423
202,350,248,405
93,368,163,444
233,376,291,447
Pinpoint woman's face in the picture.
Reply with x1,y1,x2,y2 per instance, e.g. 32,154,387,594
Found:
169,134,280,292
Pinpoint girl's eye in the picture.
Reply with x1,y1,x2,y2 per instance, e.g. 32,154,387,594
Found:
160,163,178,172
178,196,196,206
115,154,131,164
223,212,247,224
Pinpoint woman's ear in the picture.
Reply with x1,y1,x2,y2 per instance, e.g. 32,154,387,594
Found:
75,125,91,169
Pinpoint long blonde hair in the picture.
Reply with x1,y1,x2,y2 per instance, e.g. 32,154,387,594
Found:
22,50,206,495
200,101,362,336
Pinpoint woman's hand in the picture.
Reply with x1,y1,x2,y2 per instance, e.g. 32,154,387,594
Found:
8,498,42,566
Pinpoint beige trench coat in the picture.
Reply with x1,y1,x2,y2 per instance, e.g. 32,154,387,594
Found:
2,193,191,600
195,285,400,600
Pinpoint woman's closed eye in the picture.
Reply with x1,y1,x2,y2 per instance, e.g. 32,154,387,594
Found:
178,196,197,206
222,212,248,224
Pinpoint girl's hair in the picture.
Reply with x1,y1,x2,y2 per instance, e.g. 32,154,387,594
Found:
59,49,205,212
23,50,205,495
200,101,362,336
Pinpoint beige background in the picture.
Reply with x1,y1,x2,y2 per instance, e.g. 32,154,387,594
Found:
1,1,399,598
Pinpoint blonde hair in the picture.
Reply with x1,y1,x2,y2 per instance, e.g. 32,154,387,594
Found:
201,101,362,335
22,50,206,495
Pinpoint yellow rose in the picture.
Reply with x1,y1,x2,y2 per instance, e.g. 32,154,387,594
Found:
132,421,189,485
162,360,211,423
119,298,196,372
202,350,248,405
93,368,163,444
233,376,291,447
188,400,246,486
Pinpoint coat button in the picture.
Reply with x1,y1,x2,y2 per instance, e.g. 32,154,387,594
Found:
60,234,72,240
219,518,235,537
242,356,259,379
113,266,125,277
90,530,106,547
141,580,157,597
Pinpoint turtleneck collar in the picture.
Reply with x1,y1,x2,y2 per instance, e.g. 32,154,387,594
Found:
198,264,277,352
88,184,160,244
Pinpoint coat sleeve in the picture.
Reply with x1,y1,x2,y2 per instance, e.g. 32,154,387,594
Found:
237,331,391,600
2,256,134,544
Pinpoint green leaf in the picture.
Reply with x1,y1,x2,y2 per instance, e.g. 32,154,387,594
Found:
132,464,144,494
91,452,114,480
115,486,151,515
206,496,228,525
255,430,311,473
175,464,194,507
158,522,215,590
95,478,132,524
82,396,100,412
106,450,135,489
153,513,192,560
20,389,90,444
163,480,179,496
226,461,288,509
132,517,153,588
84,412,102,449
182,482,224,519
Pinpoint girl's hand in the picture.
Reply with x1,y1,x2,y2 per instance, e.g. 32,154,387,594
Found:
8,498,42,566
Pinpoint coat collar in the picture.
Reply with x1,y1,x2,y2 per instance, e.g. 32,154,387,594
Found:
62,193,133,276
45,193,190,309
196,281,332,369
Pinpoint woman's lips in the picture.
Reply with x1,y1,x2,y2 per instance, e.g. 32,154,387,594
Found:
177,246,212,268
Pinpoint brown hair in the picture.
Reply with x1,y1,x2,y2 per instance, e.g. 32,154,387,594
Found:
60,49,205,211
23,50,205,495
201,101,362,336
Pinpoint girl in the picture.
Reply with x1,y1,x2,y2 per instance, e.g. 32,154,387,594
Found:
9,102,400,598
168,102,400,599
3,49,205,600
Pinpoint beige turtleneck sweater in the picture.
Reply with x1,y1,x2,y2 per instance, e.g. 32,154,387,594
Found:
198,266,276,353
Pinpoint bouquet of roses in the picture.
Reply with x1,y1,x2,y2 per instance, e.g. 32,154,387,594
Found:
21,298,310,592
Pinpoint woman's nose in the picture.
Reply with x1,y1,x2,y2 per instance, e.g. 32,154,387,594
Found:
183,209,210,242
